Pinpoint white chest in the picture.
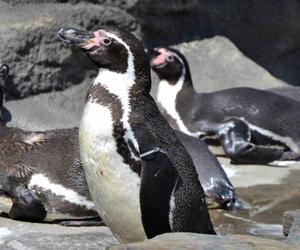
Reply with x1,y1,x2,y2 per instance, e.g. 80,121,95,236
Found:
157,80,202,137
157,80,181,121
79,102,146,243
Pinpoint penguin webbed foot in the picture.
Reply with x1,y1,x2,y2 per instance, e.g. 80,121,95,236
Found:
9,187,46,222
217,118,285,164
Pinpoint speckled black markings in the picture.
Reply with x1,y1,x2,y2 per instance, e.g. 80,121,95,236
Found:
86,84,141,175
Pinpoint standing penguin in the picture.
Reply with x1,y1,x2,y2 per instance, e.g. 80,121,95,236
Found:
58,27,215,243
150,48,300,165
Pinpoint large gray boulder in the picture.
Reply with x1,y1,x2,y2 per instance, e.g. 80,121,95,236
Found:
135,0,300,86
0,1,138,98
151,36,286,96
175,37,286,92
3,82,88,130
0,217,117,250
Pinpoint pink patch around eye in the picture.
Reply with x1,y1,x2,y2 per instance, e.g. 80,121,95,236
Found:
151,49,170,66
151,54,166,66
81,31,103,49
90,31,102,44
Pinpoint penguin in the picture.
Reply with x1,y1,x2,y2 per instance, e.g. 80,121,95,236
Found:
0,126,102,226
150,47,300,165
58,27,215,243
0,75,100,226
175,130,242,210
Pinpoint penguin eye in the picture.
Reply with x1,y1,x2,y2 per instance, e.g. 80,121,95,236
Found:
166,55,174,62
101,38,112,46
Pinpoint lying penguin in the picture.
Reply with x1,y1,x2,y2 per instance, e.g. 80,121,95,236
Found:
150,47,300,165
0,65,100,226
175,130,241,209
58,26,216,243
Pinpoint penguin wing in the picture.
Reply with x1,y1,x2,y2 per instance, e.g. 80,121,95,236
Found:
9,187,46,221
139,149,178,238
135,128,178,238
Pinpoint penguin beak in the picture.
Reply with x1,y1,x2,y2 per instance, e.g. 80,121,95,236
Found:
57,28,95,46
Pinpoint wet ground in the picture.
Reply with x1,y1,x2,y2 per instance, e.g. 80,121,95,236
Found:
1,157,299,249
211,157,300,240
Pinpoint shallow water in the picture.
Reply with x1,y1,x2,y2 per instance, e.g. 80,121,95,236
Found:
210,157,300,240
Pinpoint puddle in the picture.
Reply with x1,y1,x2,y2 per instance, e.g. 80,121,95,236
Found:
210,159,300,240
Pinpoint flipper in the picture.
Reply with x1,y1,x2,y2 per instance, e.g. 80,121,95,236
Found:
139,146,178,239
131,127,178,239
9,187,46,221
218,118,290,164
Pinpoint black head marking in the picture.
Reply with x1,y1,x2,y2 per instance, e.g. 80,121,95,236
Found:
150,47,192,84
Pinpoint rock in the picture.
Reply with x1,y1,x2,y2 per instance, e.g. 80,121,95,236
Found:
0,1,138,98
109,232,299,250
3,81,88,130
151,37,286,96
0,217,117,250
175,37,286,92
134,0,300,86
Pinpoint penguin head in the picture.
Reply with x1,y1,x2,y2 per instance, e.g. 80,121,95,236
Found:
150,48,191,83
0,64,9,90
0,64,9,109
0,64,9,83
58,27,150,78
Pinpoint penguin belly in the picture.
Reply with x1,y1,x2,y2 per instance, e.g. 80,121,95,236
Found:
79,102,146,243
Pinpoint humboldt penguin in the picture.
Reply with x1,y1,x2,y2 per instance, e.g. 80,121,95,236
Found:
150,47,300,165
58,27,215,243
0,67,99,225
